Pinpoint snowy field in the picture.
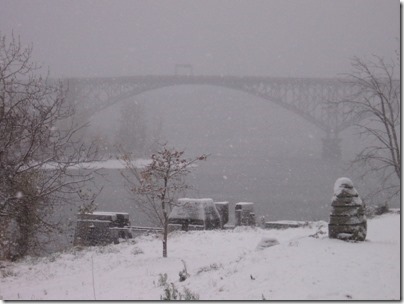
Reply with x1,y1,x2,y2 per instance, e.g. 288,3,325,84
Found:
0,212,400,301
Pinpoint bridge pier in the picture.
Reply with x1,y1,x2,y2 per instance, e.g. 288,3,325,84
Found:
321,134,341,160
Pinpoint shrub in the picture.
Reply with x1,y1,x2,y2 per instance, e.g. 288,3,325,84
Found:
131,247,144,256
157,273,199,300
182,287,200,300
1,268,16,278
160,282,180,300
157,273,168,287
179,260,189,282
365,204,390,218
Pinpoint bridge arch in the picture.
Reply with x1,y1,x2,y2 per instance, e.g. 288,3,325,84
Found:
91,82,332,133
67,75,357,159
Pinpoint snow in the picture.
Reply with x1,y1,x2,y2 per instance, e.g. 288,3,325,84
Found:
236,202,254,206
92,211,128,215
333,177,357,197
266,220,307,225
236,202,255,213
15,192,23,199
91,211,129,217
178,198,213,204
214,201,229,206
255,237,280,250
172,198,216,221
0,213,400,300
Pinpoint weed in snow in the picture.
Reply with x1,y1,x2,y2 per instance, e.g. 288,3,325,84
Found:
159,275,199,300
196,263,223,275
131,247,144,256
1,269,16,278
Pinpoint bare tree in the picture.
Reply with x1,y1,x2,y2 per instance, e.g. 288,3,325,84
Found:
0,33,100,260
120,144,207,257
342,54,400,207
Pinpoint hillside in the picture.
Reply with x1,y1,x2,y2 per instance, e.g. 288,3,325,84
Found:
0,212,400,300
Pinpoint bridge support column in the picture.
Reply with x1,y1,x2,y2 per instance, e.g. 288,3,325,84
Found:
322,134,341,160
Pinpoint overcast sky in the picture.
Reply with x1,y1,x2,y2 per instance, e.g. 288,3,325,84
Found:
0,0,399,78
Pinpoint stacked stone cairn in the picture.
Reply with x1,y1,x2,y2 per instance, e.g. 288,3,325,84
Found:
328,177,367,241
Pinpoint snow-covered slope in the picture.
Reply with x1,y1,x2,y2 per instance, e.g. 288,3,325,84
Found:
0,213,400,300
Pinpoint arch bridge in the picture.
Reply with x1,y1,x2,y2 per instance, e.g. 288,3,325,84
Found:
65,74,358,159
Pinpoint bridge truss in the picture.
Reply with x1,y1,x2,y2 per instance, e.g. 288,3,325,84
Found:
65,75,359,159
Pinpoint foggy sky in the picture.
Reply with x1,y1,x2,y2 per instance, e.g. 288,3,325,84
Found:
0,0,399,78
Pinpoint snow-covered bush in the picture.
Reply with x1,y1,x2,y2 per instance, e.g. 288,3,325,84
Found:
365,204,390,218
0,268,16,278
94,245,120,255
158,274,199,300
160,283,181,300
157,273,168,287
130,247,144,256
182,287,200,300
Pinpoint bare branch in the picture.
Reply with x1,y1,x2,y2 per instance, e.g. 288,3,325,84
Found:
341,53,400,207
0,33,102,260
119,143,207,257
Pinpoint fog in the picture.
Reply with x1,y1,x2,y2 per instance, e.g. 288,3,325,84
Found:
0,0,400,231
0,0,399,78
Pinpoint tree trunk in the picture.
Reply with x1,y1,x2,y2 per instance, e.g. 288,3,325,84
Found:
163,221,168,258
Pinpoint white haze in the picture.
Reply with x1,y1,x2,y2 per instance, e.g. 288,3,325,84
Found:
0,0,399,78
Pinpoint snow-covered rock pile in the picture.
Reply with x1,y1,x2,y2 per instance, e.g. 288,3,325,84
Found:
329,177,367,241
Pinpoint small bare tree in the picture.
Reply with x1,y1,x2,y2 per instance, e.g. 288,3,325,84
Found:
0,33,100,259
342,54,400,207
120,144,207,257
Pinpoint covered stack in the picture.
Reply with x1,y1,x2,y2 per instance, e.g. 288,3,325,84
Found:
328,178,367,241
235,202,256,226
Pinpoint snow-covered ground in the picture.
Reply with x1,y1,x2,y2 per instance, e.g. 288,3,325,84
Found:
0,212,400,300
